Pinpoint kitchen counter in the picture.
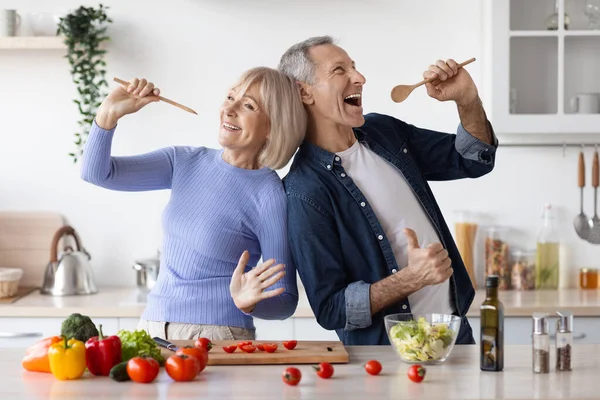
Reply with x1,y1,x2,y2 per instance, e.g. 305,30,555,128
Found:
2,286,600,318
0,287,317,318
4,344,600,399
467,288,600,317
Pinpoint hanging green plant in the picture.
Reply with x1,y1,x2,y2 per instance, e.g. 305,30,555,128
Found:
57,4,112,163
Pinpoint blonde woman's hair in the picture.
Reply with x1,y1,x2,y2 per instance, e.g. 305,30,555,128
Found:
234,67,307,170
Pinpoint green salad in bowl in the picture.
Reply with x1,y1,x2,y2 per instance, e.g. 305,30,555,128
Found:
384,313,461,364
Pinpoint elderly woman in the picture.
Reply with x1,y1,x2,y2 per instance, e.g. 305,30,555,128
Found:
81,67,307,340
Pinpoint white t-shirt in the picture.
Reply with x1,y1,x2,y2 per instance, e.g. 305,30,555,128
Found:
336,140,453,316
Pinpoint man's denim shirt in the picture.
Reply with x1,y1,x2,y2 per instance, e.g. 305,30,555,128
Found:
283,113,497,345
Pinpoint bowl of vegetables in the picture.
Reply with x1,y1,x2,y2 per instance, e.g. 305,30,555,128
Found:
384,313,461,365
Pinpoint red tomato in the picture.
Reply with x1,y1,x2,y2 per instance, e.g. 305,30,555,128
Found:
256,343,265,351
282,340,297,350
165,354,201,382
240,344,256,353
176,345,208,373
237,341,252,349
194,337,213,352
364,360,382,376
313,362,334,379
126,356,160,383
263,343,278,353
223,345,237,353
282,367,302,386
407,364,426,383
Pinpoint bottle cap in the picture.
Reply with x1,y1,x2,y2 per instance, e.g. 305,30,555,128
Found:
486,275,499,288
532,313,549,335
556,311,573,333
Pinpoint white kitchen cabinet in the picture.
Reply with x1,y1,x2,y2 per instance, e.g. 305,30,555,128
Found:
118,317,142,331
293,318,340,341
468,316,600,344
484,0,600,134
0,317,118,348
253,319,294,340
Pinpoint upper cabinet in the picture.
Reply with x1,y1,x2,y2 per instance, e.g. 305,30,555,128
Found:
485,0,600,134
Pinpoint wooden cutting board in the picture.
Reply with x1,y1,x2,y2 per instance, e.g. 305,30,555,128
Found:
0,211,65,287
161,340,350,365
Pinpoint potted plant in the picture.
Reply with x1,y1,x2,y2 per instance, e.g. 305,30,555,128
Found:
57,4,112,163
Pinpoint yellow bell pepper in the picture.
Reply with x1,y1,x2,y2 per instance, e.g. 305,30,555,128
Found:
48,336,86,380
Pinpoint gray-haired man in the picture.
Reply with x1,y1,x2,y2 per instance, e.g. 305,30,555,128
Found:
278,36,497,345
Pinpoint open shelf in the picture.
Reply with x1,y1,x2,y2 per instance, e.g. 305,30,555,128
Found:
0,37,65,50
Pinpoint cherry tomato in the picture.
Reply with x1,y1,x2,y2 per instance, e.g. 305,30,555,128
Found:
237,341,252,349
263,343,278,353
176,345,208,373
407,364,426,383
282,367,302,386
256,343,265,351
223,345,237,353
241,344,256,353
126,355,160,383
282,340,297,350
313,362,334,379
194,337,213,352
165,354,201,382
364,360,382,376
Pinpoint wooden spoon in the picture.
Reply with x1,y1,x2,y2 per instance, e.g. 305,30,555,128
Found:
113,77,198,115
390,57,476,103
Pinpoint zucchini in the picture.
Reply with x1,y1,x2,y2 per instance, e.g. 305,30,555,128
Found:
109,361,130,382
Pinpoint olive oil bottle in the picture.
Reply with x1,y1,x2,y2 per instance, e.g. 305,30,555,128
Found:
480,275,504,371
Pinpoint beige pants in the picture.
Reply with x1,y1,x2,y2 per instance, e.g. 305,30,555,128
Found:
137,319,255,341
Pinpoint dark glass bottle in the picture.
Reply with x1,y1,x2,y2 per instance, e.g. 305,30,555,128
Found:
480,275,504,371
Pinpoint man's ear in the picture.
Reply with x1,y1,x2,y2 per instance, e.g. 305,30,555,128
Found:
297,81,314,106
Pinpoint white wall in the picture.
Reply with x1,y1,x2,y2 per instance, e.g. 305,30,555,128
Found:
1,0,599,288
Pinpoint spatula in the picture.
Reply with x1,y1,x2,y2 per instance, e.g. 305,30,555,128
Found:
390,57,476,103
587,148,600,244
574,149,590,239
113,77,198,115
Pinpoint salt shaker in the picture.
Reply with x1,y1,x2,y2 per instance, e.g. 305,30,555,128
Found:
556,311,573,371
532,313,550,373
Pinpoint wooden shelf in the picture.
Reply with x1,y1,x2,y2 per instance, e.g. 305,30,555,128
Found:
0,37,65,50
510,30,600,38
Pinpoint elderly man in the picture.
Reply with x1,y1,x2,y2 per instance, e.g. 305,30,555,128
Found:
278,36,497,345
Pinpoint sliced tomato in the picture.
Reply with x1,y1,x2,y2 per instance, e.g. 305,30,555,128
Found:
263,343,278,353
240,344,256,353
223,345,237,353
256,343,265,351
282,340,297,350
237,341,252,349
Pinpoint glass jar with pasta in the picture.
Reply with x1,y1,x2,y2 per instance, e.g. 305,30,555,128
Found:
485,227,511,290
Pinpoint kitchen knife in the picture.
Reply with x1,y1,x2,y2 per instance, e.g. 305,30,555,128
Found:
153,337,179,352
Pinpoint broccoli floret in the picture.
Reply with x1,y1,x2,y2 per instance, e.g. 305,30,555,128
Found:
61,313,99,342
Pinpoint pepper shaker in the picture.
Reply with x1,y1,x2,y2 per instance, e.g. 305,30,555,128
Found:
532,313,550,373
556,311,573,371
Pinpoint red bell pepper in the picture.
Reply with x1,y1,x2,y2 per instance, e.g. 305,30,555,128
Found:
84,324,122,376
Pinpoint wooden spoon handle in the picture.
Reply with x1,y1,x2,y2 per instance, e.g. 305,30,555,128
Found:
113,77,198,115
413,57,477,89
579,151,586,188
593,150,599,189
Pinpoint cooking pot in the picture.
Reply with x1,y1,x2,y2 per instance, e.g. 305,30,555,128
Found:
133,252,160,290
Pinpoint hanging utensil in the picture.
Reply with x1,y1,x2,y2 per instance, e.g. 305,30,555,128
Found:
574,149,590,239
587,147,600,244
390,57,476,103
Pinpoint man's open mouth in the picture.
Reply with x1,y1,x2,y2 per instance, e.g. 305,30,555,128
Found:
344,93,362,107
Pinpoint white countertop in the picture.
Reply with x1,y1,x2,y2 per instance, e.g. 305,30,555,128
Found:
2,286,600,319
0,286,317,318
4,344,600,399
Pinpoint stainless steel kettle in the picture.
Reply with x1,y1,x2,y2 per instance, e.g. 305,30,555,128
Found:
41,226,98,296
